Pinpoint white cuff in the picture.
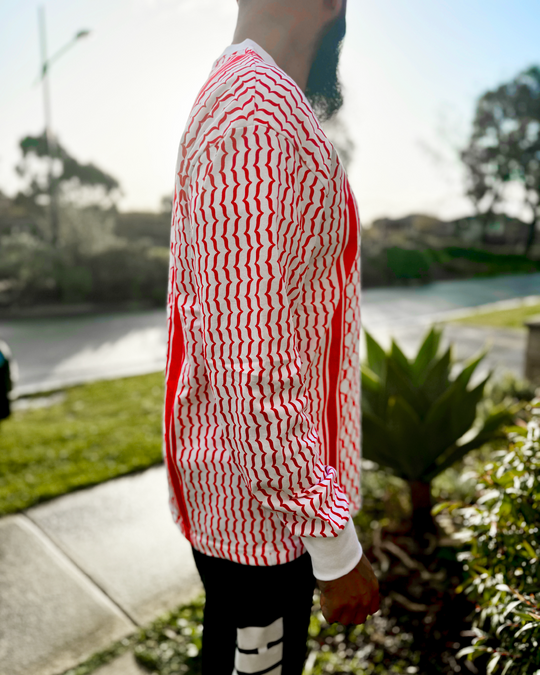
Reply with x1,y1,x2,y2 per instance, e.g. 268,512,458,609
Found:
300,516,363,581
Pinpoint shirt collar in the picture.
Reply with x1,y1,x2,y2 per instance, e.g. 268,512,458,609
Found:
214,39,278,69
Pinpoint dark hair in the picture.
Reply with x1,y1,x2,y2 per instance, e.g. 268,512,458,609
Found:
305,12,346,122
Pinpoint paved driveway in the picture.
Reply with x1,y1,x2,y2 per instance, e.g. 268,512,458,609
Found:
2,272,539,395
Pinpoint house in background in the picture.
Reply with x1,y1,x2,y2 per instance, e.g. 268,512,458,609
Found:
452,213,532,247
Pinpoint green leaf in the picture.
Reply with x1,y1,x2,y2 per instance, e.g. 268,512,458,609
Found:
361,366,385,420
495,584,512,593
411,326,442,386
431,501,454,516
487,653,501,674
421,345,452,402
515,622,537,637
364,330,387,380
454,348,488,391
386,358,428,419
522,539,537,559
361,411,404,473
385,395,425,479
449,374,491,443
419,378,474,474
501,660,515,675
390,339,412,377
361,365,381,392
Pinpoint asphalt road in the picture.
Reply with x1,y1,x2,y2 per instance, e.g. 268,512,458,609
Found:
2,272,539,396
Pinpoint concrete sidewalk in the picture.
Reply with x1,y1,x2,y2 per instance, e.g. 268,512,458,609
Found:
0,466,202,675
0,319,532,675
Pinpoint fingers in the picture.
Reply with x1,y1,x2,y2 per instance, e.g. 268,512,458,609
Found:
369,592,380,616
320,592,379,626
318,555,381,626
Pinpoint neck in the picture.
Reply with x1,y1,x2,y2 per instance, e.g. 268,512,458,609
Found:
232,6,322,92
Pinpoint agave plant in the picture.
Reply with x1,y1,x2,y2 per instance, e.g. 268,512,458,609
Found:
361,326,514,541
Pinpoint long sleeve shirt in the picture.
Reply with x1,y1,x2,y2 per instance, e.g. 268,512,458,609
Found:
164,39,363,580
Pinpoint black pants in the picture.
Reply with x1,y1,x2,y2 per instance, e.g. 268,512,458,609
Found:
192,547,316,675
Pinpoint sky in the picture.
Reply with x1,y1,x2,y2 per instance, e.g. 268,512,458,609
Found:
1,0,539,225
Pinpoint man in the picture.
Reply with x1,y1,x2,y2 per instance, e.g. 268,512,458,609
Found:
164,0,379,672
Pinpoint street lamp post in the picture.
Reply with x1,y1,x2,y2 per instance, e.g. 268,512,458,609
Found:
37,6,90,246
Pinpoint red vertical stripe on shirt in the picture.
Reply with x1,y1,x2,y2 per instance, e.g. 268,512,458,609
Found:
326,180,360,472
164,297,192,541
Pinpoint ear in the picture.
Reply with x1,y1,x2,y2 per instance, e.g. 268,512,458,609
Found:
323,0,345,19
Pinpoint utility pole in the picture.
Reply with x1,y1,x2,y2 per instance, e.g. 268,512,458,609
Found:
38,5,59,246
37,6,90,247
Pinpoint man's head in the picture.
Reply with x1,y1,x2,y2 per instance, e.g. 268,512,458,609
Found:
234,0,347,121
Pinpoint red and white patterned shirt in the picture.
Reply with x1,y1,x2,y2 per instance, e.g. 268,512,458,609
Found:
164,40,362,579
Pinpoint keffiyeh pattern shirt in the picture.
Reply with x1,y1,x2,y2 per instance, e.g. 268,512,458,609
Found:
164,41,362,569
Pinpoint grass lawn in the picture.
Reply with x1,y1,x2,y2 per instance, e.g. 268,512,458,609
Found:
0,372,164,516
449,301,540,330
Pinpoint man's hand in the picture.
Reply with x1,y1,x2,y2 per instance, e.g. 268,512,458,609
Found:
316,554,380,625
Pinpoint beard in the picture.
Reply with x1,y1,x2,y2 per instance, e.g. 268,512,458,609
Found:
305,10,346,122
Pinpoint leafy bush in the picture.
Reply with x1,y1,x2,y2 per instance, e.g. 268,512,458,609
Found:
439,403,540,674
386,247,435,282
360,243,540,289
87,243,168,305
0,230,169,307
0,231,60,305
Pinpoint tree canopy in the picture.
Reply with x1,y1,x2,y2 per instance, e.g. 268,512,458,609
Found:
461,65,540,255
15,132,120,213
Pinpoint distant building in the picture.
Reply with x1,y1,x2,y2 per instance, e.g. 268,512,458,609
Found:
370,214,454,239
453,213,531,246
369,211,533,247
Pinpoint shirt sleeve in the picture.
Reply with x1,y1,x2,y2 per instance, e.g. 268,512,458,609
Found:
187,123,362,578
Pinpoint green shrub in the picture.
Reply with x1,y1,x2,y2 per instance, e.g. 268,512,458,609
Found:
0,232,60,305
87,243,168,305
438,403,540,674
443,247,540,275
361,243,540,289
362,327,515,539
56,264,93,303
386,247,434,282
0,230,169,307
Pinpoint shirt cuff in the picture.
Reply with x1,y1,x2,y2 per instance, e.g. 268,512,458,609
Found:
300,516,363,581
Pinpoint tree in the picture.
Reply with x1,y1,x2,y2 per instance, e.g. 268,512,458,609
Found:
461,66,540,255
14,132,121,244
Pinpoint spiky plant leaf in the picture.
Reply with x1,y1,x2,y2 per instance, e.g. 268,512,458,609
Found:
454,349,488,390
411,326,441,386
385,396,424,479
361,327,511,485
386,358,429,419
361,366,385,419
362,411,402,471
364,330,387,380
390,340,412,379
420,345,452,402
